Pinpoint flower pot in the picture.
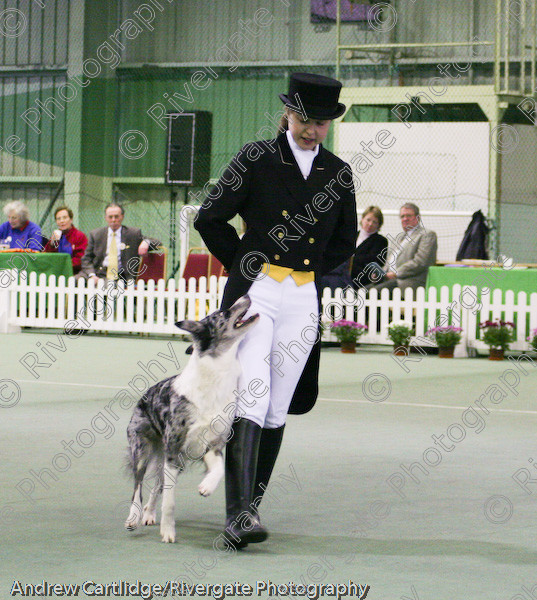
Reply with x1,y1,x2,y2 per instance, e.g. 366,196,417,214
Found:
393,345,409,356
438,346,455,358
489,348,505,361
340,341,356,353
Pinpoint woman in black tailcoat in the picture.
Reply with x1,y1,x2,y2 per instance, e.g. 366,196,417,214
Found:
194,73,357,548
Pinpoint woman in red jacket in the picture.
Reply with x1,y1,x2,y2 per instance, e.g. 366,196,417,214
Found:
44,206,88,274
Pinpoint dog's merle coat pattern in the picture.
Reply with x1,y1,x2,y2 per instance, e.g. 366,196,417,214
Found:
125,295,259,543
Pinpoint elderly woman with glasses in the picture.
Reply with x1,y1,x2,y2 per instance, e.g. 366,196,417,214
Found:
0,201,43,251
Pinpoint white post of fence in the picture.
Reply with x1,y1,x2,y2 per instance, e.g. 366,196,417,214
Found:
463,285,480,356
0,269,20,333
530,293,537,333
451,284,469,358
0,273,10,333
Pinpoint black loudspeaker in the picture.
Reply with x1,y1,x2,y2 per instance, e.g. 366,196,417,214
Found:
165,111,212,186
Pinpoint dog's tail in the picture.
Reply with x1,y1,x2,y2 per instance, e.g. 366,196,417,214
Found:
125,421,164,483
124,446,136,479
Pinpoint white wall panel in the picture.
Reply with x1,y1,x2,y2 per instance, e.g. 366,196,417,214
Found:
336,121,490,262
498,125,537,263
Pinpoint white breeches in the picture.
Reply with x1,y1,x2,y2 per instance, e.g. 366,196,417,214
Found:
235,274,319,429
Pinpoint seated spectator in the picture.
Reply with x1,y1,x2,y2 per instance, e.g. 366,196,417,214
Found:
80,202,161,284
0,201,43,251
43,206,88,274
370,202,437,293
321,206,388,292
350,206,388,288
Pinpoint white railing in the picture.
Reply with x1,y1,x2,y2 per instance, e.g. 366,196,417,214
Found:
3,271,225,335
2,270,537,354
322,284,537,354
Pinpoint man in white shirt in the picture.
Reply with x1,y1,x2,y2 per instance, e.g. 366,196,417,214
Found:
371,203,437,292
80,203,161,283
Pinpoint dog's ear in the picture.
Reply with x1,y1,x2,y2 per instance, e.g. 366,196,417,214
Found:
175,320,202,334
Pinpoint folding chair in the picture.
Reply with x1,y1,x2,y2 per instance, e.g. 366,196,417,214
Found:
208,254,225,278
182,249,210,284
182,247,224,319
137,247,168,284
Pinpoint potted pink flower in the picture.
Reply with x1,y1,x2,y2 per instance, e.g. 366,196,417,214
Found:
425,326,463,358
330,320,368,353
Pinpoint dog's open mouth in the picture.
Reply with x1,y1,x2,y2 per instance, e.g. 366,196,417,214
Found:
234,308,259,329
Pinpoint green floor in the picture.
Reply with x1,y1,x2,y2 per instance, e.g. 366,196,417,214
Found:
2,332,537,599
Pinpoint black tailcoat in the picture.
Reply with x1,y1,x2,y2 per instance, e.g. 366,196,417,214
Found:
195,132,357,414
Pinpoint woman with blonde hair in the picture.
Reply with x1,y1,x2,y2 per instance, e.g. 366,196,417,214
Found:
349,205,388,288
321,205,388,291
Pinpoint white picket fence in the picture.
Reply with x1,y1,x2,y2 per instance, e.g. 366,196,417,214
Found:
1,270,537,354
0,270,225,335
322,283,537,354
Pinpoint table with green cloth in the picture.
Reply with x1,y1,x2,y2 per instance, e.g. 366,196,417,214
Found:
0,251,73,279
426,266,537,299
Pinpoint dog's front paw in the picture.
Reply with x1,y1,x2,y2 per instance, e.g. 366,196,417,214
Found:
125,503,142,531
160,526,176,543
142,505,157,526
125,518,139,531
198,482,213,497
198,473,220,497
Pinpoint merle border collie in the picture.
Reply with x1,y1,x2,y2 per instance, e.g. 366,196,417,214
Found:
124,295,258,543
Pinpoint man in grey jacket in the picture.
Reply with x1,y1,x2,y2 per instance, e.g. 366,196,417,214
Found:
372,203,437,292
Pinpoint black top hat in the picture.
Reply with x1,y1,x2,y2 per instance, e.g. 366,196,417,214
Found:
279,72,346,120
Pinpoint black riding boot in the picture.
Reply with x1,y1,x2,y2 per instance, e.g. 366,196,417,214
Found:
251,425,285,515
223,418,268,548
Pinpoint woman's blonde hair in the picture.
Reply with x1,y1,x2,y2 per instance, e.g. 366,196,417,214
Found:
278,110,289,133
361,205,384,229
